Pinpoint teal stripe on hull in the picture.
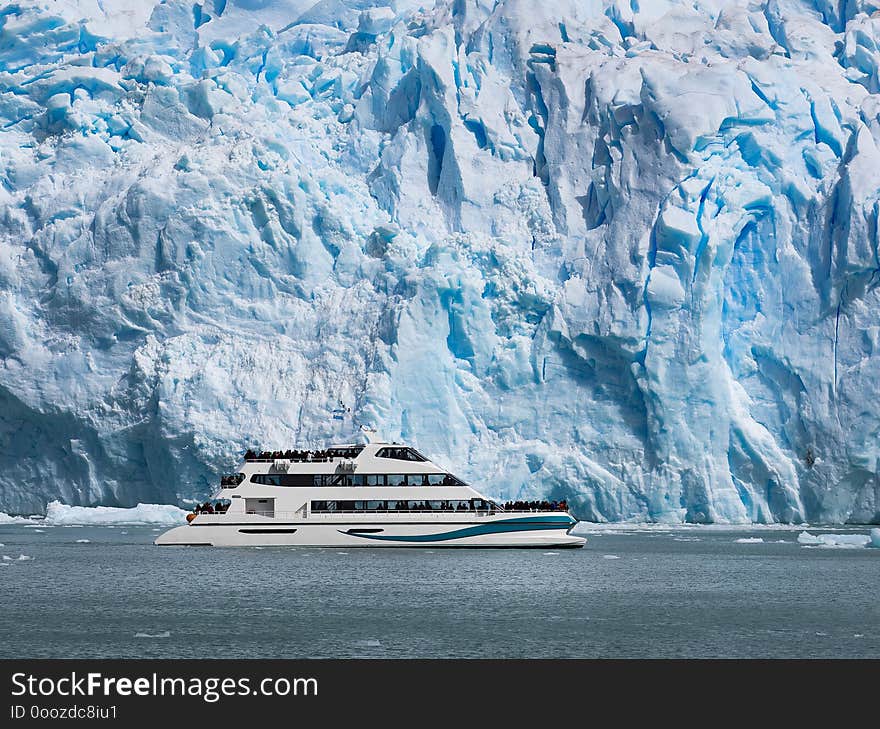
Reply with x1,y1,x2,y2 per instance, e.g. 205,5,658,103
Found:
492,515,574,525
341,519,572,543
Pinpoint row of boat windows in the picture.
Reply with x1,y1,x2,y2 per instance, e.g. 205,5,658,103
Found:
375,447,426,462
242,446,425,463
311,499,497,512
250,473,466,487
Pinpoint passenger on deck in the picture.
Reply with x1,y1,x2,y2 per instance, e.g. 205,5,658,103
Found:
244,449,257,461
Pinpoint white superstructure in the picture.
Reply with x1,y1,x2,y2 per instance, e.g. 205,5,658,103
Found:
155,443,585,548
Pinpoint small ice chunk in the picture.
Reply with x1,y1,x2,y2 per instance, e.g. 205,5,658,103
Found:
17,555,32,561
75,539,90,544
870,528,880,548
135,631,171,639
603,555,620,559
543,551,559,555
797,531,870,548
735,537,764,543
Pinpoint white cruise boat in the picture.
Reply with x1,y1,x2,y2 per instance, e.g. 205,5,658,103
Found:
155,443,586,548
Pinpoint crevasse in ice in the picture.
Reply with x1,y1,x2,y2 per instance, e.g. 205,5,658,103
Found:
1,0,880,523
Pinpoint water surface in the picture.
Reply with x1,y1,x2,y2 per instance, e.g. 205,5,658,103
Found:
1,524,877,658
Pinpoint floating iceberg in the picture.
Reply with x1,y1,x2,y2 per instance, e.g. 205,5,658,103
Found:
870,529,880,548
734,537,764,544
0,512,34,525
43,501,188,526
797,531,872,548
1,1,880,525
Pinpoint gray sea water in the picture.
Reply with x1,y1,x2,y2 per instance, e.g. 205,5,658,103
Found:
1,523,878,658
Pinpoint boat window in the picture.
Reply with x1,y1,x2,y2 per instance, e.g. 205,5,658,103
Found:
250,474,314,487
310,500,482,513
262,473,467,488
375,447,427,462
326,446,365,459
220,473,246,487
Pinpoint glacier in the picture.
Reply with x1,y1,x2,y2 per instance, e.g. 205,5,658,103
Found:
1,0,880,523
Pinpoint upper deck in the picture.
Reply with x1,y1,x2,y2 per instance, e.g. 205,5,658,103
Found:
233,443,455,477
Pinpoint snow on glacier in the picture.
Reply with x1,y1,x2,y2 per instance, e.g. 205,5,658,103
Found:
1,0,880,523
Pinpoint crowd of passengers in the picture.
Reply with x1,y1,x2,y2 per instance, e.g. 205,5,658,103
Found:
395,501,475,511
312,499,569,512
502,500,569,512
244,449,335,462
220,473,245,486
193,501,230,514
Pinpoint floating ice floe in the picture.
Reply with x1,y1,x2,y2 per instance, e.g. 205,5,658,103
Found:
134,631,171,639
75,539,90,544
735,537,764,543
43,501,189,526
2,502,189,526
0,512,33,525
870,529,880,548
602,555,620,560
797,531,871,548
17,555,32,561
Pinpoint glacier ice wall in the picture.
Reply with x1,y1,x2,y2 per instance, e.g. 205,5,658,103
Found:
2,0,880,522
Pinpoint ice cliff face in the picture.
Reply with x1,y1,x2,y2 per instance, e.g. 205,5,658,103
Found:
2,0,880,522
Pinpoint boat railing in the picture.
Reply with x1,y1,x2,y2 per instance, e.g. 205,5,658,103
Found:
484,509,572,515
243,457,334,463
308,509,493,515
200,507,568,519
227,508,568,517
193,508,571,523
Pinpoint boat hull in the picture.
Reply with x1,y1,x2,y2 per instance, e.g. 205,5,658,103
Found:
155,515,586,548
